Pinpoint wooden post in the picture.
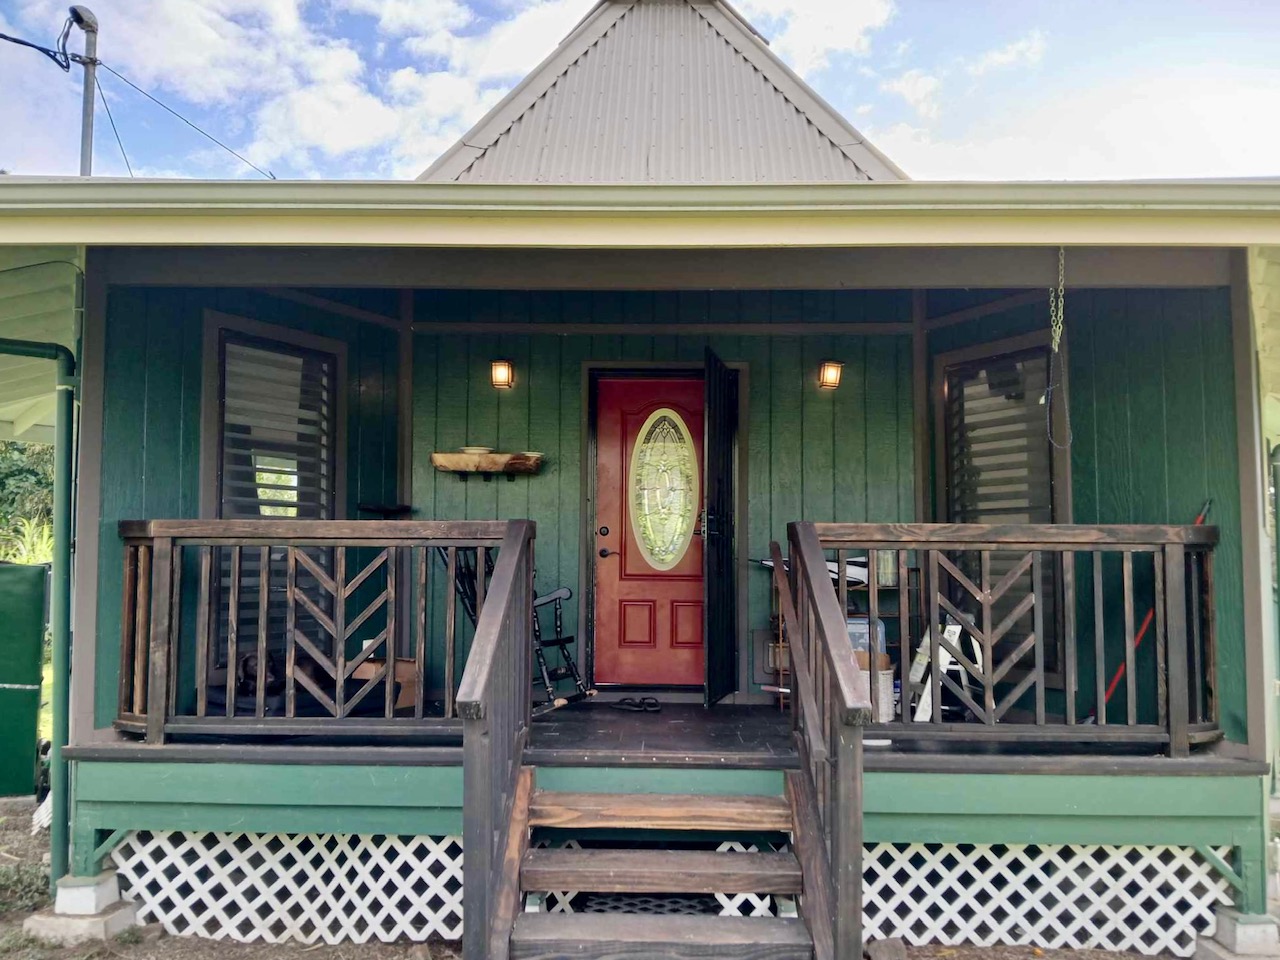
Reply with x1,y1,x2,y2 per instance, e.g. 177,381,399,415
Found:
194,546,212,718
1164,544,1190,757
832,722,864,960
1062,551,1077,725
144,537,173,744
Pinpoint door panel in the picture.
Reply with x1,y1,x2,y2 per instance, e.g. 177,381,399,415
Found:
703,348,739,705
594,377,705,686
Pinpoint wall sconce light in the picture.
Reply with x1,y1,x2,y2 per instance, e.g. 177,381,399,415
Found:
817,360,843,390
491,359,515,389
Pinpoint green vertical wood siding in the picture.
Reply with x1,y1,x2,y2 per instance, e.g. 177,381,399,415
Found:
411,290,917,687
94,287,401,727
926,288,1246,740
1068,288,1245,740
90,284,1245,735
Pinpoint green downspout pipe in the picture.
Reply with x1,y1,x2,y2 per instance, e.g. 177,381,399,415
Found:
0,337,76,891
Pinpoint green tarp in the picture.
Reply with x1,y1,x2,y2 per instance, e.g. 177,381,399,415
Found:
0,563,47,797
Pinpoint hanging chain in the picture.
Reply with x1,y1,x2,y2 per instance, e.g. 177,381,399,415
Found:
1049,245,1065,353
1047,245,1072,450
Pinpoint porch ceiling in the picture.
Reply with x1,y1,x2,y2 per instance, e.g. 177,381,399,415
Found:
2,178,1280,249
0,247,79,444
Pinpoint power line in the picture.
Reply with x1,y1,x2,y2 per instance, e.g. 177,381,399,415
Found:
94,75,132,176
2,18,276,180
0,16,73,71
97,63,275,179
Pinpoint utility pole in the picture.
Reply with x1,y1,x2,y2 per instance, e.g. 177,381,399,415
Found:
69,6,97,176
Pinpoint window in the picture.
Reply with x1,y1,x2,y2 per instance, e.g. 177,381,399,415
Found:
941,347,1058,527
199,314,347,680
629,408,699,571
215,333,339,520
935,336,1070,681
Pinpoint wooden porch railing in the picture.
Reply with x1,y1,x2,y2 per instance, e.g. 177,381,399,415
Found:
456,520,535,960
773,523,872,960
805,522,1220,757
115,519,515,742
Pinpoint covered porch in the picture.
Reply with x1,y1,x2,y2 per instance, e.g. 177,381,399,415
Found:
38,223,1273,958
82,240,1247,765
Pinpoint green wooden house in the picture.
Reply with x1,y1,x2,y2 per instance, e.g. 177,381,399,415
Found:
4,1,1280,958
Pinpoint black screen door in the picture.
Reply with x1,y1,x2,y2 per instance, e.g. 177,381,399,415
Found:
703,348,739,705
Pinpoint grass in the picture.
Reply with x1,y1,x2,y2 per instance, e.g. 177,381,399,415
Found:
38,663,51,744
0,863,48,919
0,931,55,960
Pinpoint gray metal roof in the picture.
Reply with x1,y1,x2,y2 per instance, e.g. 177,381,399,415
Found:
419,0,906,183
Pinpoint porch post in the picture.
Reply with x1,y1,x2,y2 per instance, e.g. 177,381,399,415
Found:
1230,248,1273,766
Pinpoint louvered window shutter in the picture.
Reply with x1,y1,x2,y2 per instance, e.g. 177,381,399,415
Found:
211,334,339,681
944,351,1054,526
217,337,336,520
942,347,1062,679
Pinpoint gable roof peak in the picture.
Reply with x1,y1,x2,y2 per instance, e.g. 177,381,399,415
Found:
419,0,906,183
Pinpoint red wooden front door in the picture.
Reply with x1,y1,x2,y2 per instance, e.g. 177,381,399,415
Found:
594,376,705,686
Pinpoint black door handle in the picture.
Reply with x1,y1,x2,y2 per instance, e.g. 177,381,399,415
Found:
599,548,618,558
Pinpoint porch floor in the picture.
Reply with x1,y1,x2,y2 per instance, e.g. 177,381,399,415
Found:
526,701,798,769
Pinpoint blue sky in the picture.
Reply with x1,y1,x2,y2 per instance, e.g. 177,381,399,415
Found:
1,0,1278,180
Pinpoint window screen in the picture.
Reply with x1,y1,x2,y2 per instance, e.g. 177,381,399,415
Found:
217,336,337,520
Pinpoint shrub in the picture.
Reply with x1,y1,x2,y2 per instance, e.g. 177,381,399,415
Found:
0,518,53,566
0,862,49,918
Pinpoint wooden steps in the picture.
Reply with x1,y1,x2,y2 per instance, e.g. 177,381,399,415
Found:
512,787,813,958
509,913,813,960
528,790,793,832
521,847,803,895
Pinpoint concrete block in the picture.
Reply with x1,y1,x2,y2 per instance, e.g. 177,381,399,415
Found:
22,900,139,945
53,870,121,916
1216,909,1280,955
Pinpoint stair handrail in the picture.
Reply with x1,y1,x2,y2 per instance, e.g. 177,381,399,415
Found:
457,519,536,960
769,540,826,766
788,521,875,724
782,521,872,960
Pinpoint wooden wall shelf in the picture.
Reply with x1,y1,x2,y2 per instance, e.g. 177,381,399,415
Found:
431,452,544,482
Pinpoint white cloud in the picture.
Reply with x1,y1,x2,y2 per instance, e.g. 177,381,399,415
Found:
967,29,1047,76
339,0,473,35
869,63,1280,180
732,0,895,76
4,0,405,176
381,66,507,177
881,68,940,120
404,0,587,82
0,11,83,175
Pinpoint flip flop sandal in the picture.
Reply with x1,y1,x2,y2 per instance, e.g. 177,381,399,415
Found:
608,696,663,712
609,697,648,712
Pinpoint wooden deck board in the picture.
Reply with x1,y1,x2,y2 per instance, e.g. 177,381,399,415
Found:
529,790,792,832
521,848,803,894
527,702,797,768
509,914,812,960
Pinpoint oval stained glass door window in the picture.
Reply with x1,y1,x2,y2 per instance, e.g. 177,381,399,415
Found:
629,408,699,571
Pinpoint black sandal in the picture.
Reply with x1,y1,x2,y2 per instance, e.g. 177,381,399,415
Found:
609,696,661,712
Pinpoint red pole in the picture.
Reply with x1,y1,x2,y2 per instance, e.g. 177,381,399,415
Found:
1098,499,1211,709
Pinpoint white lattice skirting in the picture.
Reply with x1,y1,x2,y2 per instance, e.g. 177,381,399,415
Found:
111,832,1233,954
864,843,1234,957
112,832,463,944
